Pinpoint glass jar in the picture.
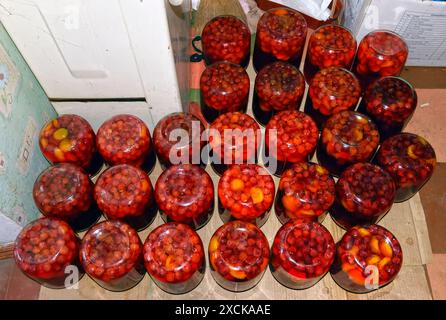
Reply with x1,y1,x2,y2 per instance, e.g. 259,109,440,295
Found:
330,225,403,294
94,164,157,231
153,112,205,169
209,112,260,175
218,164,275,227
304,67,361,130
253,62,305,126
353,30,408,90
200,62,250,123
209,221,270,292
330,163,396,230
39,114,102,175
201,15,251,67
317,111,380,176
96,114,155,172
271,220,335,289
359,77,417,141
253,7,307,72
275,162,335,224
14,217,83,289
265,110,318,176
33,163,99,232
80,220,145,292
155,164,214,230
376,133,436,202
143,222,205,294
304,24,357,82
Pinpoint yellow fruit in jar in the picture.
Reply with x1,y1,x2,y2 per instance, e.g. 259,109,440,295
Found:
379,240,393,258
53,128,68,140
229,268,246,280
250,187,264,204
370,236,380,255
40,138,48,148
230,179,244,191
209,237,219,253
54,148,65,161
378,257,391,269
357,227,371,237
59,139,72,152
407,145,417,159
366,255,381,265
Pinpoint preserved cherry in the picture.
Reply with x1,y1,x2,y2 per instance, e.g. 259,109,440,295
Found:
94,164,157,231
209,112,260,175
304,67,361,129
330,163,396,230
376,133,436,202
33,163,100,232
143,222,205,294
155,164,214,230
317,111,380,176
253,7,307,72
275,162,335,224
153,112,205,169
218,164,275,227
14,217,83,288
253,62,305,126
200,62,250,123
359,77,417,141
201,15,251,67
353,30,408,90
265,110,318,176
80,220,145,292
209,221,269,292
330,225,403,293
271,220,335,289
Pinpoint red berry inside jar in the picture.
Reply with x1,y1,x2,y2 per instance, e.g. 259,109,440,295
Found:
39,114,96,169
305,67,361,129
201,15,251,67
330,225,403,293
80,220,145,291
143,222,205,294
275,162,335,224
209,221,270,292
200,62,250,123
153,112,205,168
271,220,335,289
318,111,380,176
96,114,152,169
14,217,83,288
155,164,214,229
94,164,157,231
376,133,436,202
218,164,275,227
360,77,417,140
330,163,396,230
265,110,318,176
253,62,305,126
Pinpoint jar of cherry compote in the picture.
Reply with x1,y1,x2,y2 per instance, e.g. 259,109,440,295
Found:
359,77,417,141
153,112,205,169
304,24,357,82
96,114,155,172
271,220,335,289
317,111,380,176
209,221,269,292
253,7,307,72
353,30,408,90
253,62,305,126
264,110,318,176
275,162,335,224
80,220,145,291
304,67,361,130
143,222,205,294
200,62,250,123
218,164,275,227
14,217,83,288
376,133,436,202
330,163,396,230
209,112,260,175
94,164,157,231
201,15,251,67
155,164,214,230
330,225,403,293
33,163,100,232
39,114,102,175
